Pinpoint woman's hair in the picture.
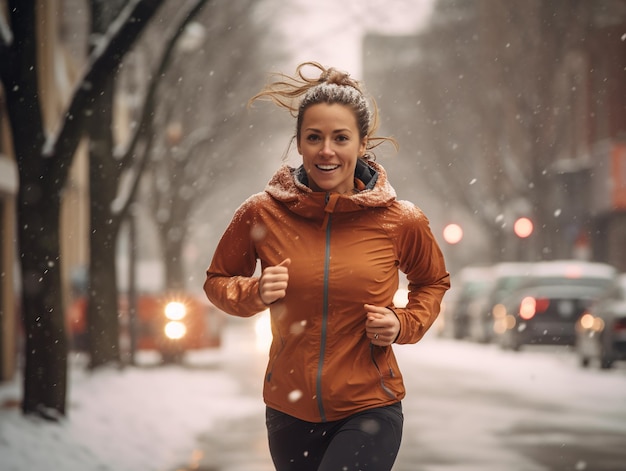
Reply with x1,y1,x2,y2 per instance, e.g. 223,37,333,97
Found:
249,62,397,158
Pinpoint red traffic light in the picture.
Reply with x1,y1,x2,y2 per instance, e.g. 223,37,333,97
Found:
443,223,463,244
514,217,533,238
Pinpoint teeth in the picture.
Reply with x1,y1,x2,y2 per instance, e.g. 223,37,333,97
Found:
317,164,339,170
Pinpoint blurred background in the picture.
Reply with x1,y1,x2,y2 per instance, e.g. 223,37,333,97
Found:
1,0,625,429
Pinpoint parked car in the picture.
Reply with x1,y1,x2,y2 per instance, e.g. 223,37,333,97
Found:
442,265,494,339
491,260,617,347
467,260,616,344
494,283,609,351
466,262,534,343
576,274,626,369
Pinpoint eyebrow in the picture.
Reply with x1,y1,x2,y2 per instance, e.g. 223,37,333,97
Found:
304,127,352,134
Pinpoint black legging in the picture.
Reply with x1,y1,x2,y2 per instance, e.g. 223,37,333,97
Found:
266,403,403,471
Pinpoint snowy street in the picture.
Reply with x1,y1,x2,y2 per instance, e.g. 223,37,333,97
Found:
2,317,626,471
173,319,626,471
392,336,626,471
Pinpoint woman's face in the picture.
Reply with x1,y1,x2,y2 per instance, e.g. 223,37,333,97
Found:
297,103,367,194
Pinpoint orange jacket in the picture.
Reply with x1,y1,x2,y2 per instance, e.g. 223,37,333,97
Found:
204,160,450,422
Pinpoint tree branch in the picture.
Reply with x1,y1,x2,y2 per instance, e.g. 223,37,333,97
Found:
112,0,211,219
117,0,210,168
43,0,165,192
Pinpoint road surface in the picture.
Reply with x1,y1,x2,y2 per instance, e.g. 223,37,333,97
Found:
174,317,626,471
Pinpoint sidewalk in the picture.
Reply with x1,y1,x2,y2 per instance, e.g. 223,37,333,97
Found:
172,317,275,471
0,317,271,471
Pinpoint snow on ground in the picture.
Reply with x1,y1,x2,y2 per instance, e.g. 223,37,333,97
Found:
0,322,264,471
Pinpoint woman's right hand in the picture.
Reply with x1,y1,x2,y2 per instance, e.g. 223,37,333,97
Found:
259,258,291,305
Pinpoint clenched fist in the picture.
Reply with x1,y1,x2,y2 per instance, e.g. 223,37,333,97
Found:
259,258,291,305
365,304,400,346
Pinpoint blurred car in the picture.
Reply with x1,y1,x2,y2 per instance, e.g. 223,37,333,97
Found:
494,283,606,351
466,262,534,343
442,265,494,339
490,260,617,348
68,291,224,363
576,274,626,369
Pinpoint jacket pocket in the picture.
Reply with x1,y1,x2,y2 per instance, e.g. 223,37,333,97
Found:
369,344,397,398
266,340,286,383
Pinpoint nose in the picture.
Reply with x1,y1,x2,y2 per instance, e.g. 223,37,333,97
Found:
319,139,335,157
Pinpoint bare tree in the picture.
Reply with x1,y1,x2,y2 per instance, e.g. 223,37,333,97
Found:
143,0,285,290
83,0,210,369
0,0,164,418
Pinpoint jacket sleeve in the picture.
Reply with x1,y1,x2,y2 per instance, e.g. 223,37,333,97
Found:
203,197,268,317
392,202,451,344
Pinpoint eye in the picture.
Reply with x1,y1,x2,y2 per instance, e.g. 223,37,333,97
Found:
336,135,349,142
306,134,321,142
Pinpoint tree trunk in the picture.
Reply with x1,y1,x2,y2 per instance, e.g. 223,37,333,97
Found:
3,0,68,419
18,189,68,418
86,74,122,368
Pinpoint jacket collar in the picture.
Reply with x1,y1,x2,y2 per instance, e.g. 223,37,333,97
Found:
265,159,397,222
294,158,379,191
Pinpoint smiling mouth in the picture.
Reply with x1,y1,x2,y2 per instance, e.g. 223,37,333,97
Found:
316,164,340,171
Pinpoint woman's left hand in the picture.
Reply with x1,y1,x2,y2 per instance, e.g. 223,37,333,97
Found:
364,304,400,346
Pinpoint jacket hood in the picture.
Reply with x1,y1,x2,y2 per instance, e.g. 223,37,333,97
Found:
265,159,397,221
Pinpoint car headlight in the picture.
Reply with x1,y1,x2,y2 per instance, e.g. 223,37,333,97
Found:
165,301,186,320
164,321,187,339
579,313,605,333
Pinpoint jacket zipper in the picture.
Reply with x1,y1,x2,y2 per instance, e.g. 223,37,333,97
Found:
316,194,332,422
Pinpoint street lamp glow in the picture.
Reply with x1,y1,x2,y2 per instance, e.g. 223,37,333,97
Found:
514,217,534,238
442,223,463,244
